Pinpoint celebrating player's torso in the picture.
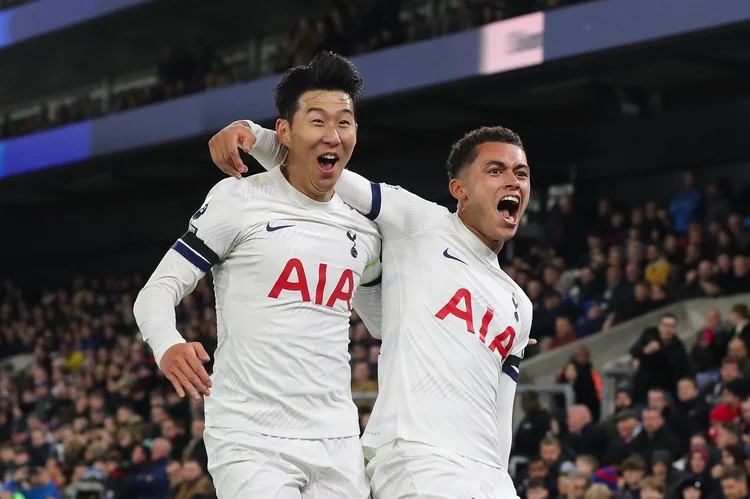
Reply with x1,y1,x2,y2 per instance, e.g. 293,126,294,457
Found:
181,168,380,439
360,187,532,468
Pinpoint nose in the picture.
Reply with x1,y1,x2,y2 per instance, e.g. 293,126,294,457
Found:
502,169,520,189
322,125,341,145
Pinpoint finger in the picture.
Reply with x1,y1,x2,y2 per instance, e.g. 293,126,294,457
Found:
182,363,209,397
219,151,242,179
527,338,538,345
228,148,248,175
165,372,185,398
185,354,212,394
173,368,200,401
193,342,211,364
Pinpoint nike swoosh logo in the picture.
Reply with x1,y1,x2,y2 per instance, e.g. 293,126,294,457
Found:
443,248,467,265
266,223,294,232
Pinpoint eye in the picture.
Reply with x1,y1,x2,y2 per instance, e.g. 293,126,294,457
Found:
312,119,324,124
517,171,529,178
489,168,500,174
339,120,351,126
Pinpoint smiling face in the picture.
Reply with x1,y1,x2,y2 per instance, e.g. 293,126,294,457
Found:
449,141,530,251
276,90,357,201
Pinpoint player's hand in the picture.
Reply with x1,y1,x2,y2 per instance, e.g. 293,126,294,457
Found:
208,120,257,180
160,343,212,401
527,338,537,345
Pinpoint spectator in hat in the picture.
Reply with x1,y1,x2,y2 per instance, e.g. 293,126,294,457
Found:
683,446,717,498
591,466,619,492
676,477,706,499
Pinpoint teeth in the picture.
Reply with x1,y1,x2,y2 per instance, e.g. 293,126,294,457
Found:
500,195,519,204
504,215,516,223
321,154,337,160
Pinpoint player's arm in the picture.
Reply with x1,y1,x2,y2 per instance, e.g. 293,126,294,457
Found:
351,247,383,339
209,120,443,239
134,178,246,400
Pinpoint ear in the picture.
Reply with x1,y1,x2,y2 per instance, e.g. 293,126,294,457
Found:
448,177,466,202
275,118,291,147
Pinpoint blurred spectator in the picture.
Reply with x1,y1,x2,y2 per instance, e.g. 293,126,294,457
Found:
513,392,552,459
630,313,691,402
669,172,702,234
630,408,680,468
562,405,610,465
719,466,748,499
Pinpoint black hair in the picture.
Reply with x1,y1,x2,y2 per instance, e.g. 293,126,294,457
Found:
445,126,525,180
273,51,364,123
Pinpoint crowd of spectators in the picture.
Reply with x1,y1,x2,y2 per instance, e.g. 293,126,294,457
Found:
0,0,588,141
506,173,750,499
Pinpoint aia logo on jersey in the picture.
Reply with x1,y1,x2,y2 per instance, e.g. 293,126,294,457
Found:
269,258,355,310
192,195,212,220
435,288,515,359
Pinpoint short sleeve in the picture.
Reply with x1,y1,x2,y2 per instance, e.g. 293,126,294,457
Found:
171,178,246,272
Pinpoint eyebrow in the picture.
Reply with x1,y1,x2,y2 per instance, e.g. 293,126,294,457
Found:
485,160,530,171
306,107,354,117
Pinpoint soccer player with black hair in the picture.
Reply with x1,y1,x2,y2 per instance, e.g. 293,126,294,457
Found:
135,51,382,498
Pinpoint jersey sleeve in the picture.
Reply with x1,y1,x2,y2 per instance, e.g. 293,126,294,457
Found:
172,178,247,272
135,179,247,368
244,120,444,240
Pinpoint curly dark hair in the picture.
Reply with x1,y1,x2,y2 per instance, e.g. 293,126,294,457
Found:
273,51,364,124
445,126,525,180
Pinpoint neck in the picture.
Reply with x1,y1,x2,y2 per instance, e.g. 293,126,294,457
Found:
457,209,503,254
282,161,333,202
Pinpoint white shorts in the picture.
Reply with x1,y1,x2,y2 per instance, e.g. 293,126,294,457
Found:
366,440,518,499
204,426,369,499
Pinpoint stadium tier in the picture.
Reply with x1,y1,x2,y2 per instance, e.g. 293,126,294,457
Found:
2,0,750,498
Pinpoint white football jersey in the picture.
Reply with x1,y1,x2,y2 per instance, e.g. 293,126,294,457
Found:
247,122,533,468
137,166,381,439
357,182,532,469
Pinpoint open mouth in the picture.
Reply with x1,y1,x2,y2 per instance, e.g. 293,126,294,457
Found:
317,153,339,173
497,195,520,225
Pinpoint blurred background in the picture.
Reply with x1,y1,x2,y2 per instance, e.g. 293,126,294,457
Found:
1,0,750,498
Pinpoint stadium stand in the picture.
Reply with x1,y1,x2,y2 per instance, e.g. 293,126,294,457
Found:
0,0,590,141
3,0,750,498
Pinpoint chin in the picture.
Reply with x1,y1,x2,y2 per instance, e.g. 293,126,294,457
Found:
497,226,519,242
